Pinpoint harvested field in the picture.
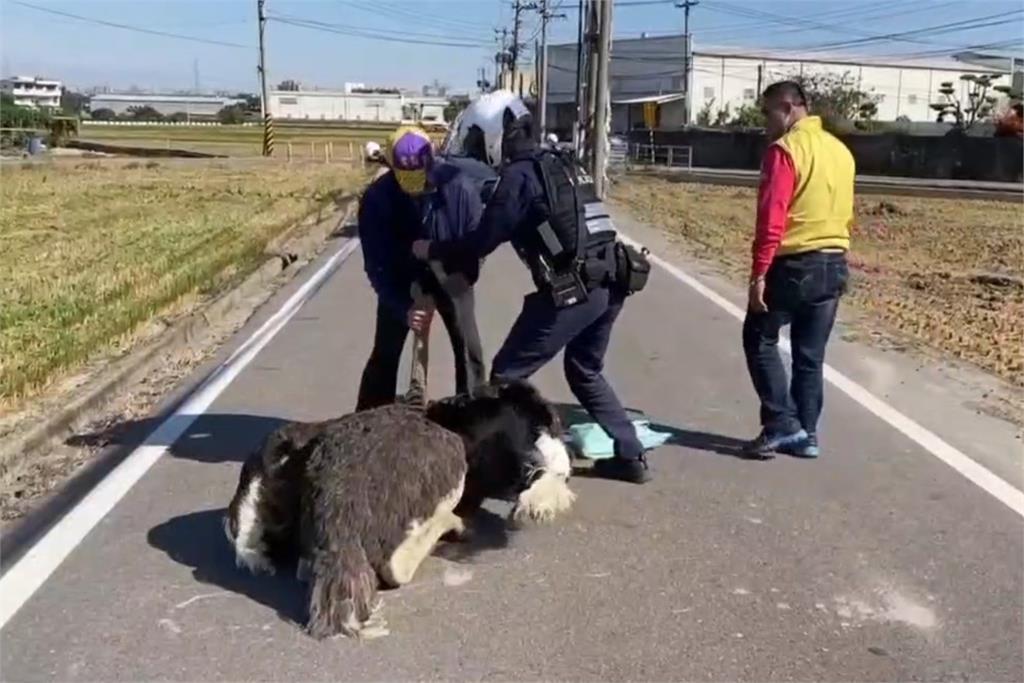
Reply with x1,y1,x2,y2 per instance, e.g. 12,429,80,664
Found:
610,177,1024,389
78,123,443,158
0,158,366,407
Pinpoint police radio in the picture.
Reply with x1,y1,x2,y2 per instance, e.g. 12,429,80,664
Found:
536,220,588,308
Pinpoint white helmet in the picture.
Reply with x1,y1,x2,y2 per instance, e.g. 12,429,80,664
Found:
441,89,527,168
364,140,382,161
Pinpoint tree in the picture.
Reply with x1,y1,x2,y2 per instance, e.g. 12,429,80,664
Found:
217,104,247,125
125,105,164,122
929,73,1003,132
786,70,880,131
714,103,732,127
234,93,261,112
728,103,765,128
0,93,50,129
443,97,469,124
277,79,300,91
696,98,715,126
90,108,117,121
60,90,88,115
166,111,190,123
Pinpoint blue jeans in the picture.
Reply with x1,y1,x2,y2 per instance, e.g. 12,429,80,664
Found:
491,286,644,461
742,251,849,436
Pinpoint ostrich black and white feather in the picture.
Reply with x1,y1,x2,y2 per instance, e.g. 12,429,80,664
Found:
223,379,575,639
226,403,466,639
424,379,575,524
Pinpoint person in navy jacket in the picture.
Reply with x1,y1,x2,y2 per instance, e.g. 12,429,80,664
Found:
355,126,486,411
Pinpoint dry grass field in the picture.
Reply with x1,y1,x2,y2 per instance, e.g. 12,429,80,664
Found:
0,158,366,407
78,123,443,158
611,177,1024,389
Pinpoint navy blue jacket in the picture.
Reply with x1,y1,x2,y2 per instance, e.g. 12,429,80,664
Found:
358,161,483,321
426,153,546,267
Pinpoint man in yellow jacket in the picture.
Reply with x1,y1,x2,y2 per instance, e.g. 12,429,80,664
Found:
742,80,854,460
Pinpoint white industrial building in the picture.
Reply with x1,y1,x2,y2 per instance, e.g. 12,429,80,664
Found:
546,35,1020,131
88,93,243,117
268,90,449,124
1,75,63,109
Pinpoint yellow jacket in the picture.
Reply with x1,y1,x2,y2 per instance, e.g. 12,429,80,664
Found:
772,116,855,257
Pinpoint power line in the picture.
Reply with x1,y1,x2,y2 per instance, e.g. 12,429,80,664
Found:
794,9,1024,53
561,0,675,7
269,16,491,48
8,0,254,49
702,1,1023,53
693,0,946,39
340,0,495,33
269,12,491,43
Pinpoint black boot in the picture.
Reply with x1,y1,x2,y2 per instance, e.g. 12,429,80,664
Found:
592,454,651,484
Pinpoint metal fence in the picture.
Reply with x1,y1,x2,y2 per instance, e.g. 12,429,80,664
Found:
627,143,693,169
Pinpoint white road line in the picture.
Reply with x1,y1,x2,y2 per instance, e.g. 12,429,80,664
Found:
619,232,1024,520
0,239,362,630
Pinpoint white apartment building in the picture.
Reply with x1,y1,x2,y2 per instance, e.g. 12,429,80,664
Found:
1,75,63,109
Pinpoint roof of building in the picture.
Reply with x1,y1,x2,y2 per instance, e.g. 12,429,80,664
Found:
270,89,448,103
89,93,238,103
550,34,1016,73
2,75,62,84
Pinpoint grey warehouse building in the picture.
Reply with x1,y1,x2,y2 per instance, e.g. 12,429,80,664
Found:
88,94,243,117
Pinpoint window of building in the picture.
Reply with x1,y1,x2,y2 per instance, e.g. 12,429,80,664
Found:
703,86,715,99
743,88,755,100
279,97,298,105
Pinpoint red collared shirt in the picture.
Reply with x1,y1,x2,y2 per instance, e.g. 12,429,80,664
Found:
750,144,797,279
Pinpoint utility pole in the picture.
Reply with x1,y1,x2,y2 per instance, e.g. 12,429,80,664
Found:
257,0,273,156
572,0,587,154
510,0,525,93
535,0,566,138
584,0,599,159
592,0,612,199
495,27,510,90
676,0,698,126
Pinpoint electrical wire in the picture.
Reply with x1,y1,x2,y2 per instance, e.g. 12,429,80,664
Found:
702,1,1023,53
269,16,492,49
8,0,253,49
269,12,490,43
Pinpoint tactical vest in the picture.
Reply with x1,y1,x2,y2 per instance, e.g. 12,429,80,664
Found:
522,150,617,291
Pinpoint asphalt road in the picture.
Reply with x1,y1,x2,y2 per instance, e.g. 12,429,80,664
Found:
1,209,1022,682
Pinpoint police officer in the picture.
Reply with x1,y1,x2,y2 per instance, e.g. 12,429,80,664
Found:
413,93,651,484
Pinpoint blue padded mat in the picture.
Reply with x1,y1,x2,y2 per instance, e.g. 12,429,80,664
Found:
565,419,672,459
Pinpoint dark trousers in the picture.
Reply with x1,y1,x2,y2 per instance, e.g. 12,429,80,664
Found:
742,251,849,436
356,284,486,411
491,285,644,461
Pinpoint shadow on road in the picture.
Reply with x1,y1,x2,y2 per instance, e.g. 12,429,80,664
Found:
554,403,748,459
148,507,308,627
67,413,292,464
148,505,511,629
435,507,511,562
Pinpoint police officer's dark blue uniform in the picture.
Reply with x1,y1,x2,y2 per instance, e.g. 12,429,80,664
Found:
415,101,650,484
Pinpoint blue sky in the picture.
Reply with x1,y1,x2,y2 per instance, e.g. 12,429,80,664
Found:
1,0,1021,93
